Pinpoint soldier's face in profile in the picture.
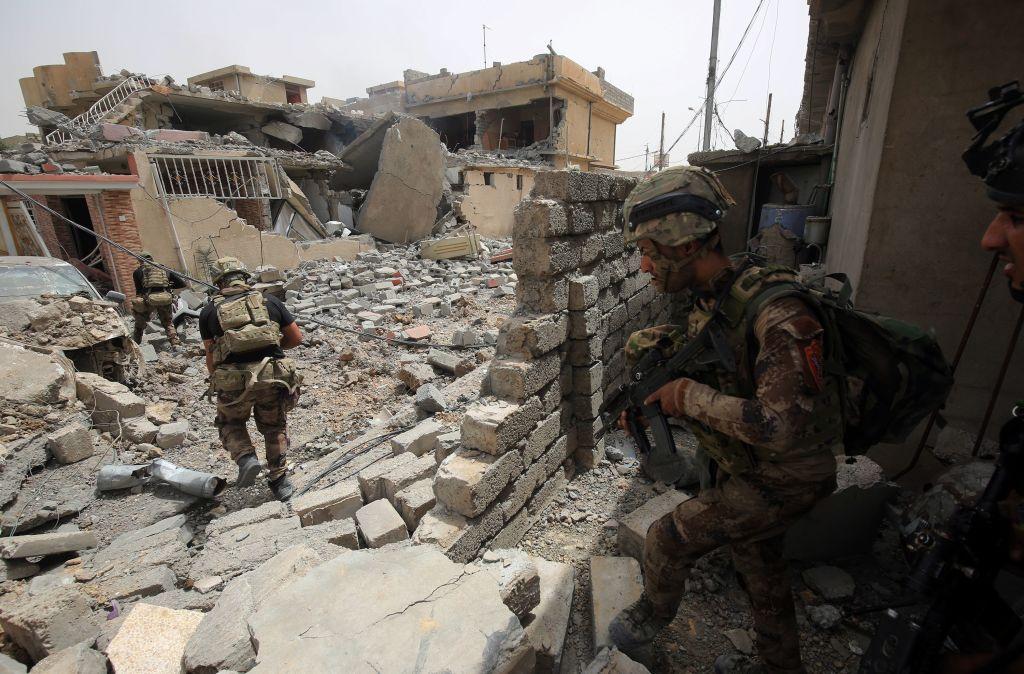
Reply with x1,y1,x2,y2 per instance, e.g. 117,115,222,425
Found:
982,206,1024,296
638,239,699,292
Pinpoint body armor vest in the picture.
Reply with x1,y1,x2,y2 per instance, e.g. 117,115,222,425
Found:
211,286,282,366
683,265,843,475
142,265,170,290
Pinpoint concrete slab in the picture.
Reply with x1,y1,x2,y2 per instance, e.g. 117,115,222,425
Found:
523,558,575,674
590,556,643,651
355,499,408,548
107,603,203,674
618,490,691,563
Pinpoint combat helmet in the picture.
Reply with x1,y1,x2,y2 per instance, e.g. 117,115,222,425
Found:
622,166,735,246
211,256,250,285
963,82,1024,206
139,251,154,260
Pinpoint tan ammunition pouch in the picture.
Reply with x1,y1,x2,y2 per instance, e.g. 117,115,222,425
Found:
145,290,173,307
211,357,302,398
131,296,148,313
212,291,281,365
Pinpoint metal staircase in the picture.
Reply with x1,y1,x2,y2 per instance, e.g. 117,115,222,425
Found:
45,75,151,144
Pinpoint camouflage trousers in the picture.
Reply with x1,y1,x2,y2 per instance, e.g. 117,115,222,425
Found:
132,304,178,345
215,386,297,482
643,473,835,673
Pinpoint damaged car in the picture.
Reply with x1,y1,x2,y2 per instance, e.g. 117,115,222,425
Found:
0,256,143,384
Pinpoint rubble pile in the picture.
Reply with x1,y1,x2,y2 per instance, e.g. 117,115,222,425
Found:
0,294,130,350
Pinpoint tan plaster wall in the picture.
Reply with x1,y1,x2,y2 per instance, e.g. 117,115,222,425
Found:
588,114,616,167
129,151,371,278
461,168,535,238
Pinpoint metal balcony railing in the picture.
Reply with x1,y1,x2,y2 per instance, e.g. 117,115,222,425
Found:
45,75,151,144
148,155,284,201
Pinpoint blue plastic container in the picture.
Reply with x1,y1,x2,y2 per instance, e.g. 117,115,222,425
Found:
757,204,817,239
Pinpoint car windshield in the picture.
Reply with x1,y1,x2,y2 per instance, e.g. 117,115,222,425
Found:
0,265,98,300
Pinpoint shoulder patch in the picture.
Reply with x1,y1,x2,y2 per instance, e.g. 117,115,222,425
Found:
801,338,826,392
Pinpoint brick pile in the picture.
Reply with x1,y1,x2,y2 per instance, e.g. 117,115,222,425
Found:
415,170,673,563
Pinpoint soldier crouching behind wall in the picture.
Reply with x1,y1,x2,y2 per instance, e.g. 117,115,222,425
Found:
199,257,303,501
609,166,842,674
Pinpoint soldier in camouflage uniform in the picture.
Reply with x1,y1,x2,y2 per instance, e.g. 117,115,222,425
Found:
608,167,843,674
131,252,185,346
199,257,304,501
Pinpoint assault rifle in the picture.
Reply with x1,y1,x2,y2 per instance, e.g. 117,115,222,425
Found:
858,413,1024,673
598,267,742,484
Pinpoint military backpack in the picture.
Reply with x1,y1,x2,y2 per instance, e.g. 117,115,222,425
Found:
212,290,282,366
726,266,955,455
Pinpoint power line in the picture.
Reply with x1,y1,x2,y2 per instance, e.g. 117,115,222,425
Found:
666,0,771,156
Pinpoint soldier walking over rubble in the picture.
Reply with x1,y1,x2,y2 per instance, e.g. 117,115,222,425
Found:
200,257,304,501
131,251,186,346
607,166,842,674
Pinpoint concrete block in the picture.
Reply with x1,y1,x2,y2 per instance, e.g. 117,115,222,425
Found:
397,362,436,391
515,277,569,313
477,549,540,619
573,362,605,396
412,504,503,564
303,518,359,549
155,421,188,449
583,647,651,673
122,417,158,444
568,274,599,310
524,410,562,464
355,499,408,548
533,170,611,202
427,349,475,376
514,237,587,279
590,556,643,650
382,454,437,502
28,641,106,673
395,478,437,530
461,398,542,455
568,335,602,366
497,312,568,359
574,391,603,421
489,352,561,402
390,418,443,456
0,586,104,662
291,480,363,526
75,372,145,431
150,129,209,142
414,383,448,412
434,449,525,518
45,424,94,464
524,558,575,674
0,530,98,559
107,604,203,674
575,435,606,470
569,307,603,339
618,490,692,563
490,506,534,550
357,452,416,502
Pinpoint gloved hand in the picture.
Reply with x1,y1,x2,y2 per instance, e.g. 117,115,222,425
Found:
642,377,695,418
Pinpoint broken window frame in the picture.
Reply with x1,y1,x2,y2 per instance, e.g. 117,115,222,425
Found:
148,155,285,201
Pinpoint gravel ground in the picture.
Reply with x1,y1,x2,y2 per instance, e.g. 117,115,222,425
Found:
521,429,910,673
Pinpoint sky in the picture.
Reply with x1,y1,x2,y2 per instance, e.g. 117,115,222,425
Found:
0,0,809,172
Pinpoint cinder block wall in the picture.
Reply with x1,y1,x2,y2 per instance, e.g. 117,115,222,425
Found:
417,170,673,563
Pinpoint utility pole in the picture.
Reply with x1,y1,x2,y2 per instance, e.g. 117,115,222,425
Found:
644,144,650,172
762,92,773,146
780,119,785,144
482,25,490,69
702,0,722,152
659,112,666,170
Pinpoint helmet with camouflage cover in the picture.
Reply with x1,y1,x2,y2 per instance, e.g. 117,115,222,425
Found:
139,251,154,260
623,166,736,247
211,256,250,285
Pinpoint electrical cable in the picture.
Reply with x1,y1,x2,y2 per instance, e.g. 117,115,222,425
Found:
293,428,408,497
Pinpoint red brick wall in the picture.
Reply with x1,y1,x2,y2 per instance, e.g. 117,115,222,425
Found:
87,190,142,298
233,198,272,231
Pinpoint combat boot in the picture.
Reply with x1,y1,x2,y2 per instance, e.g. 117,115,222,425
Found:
268,474,294,501
235,453,261,488
609,595,673,655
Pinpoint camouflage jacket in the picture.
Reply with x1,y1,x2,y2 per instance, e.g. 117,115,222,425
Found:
626,265,841,484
